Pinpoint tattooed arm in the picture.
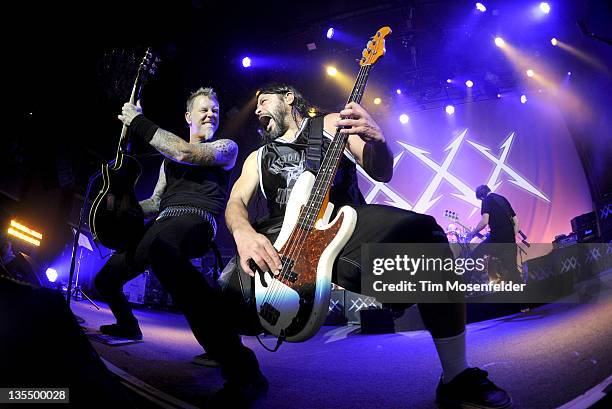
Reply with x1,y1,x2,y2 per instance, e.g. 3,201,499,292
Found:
139,162,166,218
149,129,238,170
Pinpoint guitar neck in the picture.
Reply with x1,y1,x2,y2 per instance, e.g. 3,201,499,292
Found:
297,64,373,229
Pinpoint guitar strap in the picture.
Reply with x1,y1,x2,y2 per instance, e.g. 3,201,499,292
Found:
305,115,325,173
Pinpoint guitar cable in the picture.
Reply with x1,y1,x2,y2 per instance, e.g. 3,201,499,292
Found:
237,260,285,352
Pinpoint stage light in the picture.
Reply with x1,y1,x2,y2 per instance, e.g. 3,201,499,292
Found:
10,220,43,239
7,228,40,246
567,71,572,76
326,66,338,76
497,93,502,98
308,107,317,117
520,94,528,104
446,79,452,84
373,97,382,105
445,105,455,115
399,114,409,124
241,57,251,68
494,37,505,48
396,89,402,95
551,37,558,46
465,80,474,88
539,2,550,14
46,268,58,283
475,3,486,12
326,28,335,39
526,69,535,77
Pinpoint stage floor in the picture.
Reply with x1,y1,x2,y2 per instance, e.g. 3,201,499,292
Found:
72,278,612,409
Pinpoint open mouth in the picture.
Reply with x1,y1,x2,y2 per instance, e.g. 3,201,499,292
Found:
259,115,272,131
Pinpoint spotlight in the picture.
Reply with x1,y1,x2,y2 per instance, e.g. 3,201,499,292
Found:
520,94,527,104
373,97,382,105
46,268,58,283
396,89,402,95
539,2,550,14
567,71,572,76
465,80,474,88
241,57,251,68
445,105,455,115
526,69,535,77
326,66,338,76
399,114,410,124
446,79,452,84
551,37,558,46
308,107,317,117
326,28,335,39
494,37,505,48
475,3,487,12
497,93,502,98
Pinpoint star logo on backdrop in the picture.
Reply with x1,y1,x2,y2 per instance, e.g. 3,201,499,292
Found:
357,129,549,216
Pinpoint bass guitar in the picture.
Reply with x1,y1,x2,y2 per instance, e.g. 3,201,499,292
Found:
253,27,392,342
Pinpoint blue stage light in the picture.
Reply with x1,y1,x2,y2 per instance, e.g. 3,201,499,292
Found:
326,28,335,39
476,3,486,12
445,105,455,115
241,57,251,68
46,268,58,283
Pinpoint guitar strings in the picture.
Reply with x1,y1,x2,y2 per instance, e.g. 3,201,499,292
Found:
262,64,370,310
262,63,372,322
263,63,371,312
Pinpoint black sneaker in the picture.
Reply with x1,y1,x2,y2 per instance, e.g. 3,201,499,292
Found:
192,352,220,367
208,371,269,409
436,367,513,409
99,323,143,340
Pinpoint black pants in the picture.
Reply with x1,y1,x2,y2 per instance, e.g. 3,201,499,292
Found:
237,205,465,338
95,214,259,382
333,205,465,338
469,236,521,282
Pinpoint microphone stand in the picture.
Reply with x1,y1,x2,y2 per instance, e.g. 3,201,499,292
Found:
65,168,104,310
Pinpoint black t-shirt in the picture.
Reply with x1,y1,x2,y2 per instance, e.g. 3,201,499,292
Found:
257,117,365,228
481,193,516,241
159,152,232,216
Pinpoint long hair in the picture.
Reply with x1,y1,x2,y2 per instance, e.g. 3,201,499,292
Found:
256,83,311,126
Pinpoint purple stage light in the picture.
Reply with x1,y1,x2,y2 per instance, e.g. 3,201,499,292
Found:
539,2,551,14
521,94,528,104
497,93,502,98
445,105,455,115
399,114,410,124
567,71,572,76
241,57,251,68
396,89,402,95
446,79,452,84
475,3,486,12
46,268,58,283
494,37,505,48
551,37,558,46
465,80,474,88
326,28,335,39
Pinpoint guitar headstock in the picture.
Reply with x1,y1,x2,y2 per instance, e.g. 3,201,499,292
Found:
444,210,460,221
137,48,160,81
360,26,392,66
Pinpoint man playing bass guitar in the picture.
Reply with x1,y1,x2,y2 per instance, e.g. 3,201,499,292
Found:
224,84,512,409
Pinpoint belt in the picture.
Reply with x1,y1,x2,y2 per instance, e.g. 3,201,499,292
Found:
156,205,218,238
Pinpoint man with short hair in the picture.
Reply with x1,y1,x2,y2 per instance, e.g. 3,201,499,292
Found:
223,83,513,409
95,87,266,405
469,185,522,282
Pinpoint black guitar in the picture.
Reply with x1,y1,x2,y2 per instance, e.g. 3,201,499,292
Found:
89,48,158,251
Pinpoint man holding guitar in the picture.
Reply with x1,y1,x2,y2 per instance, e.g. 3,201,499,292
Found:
94,87,268,406
224,84,512,409
468,185,523,283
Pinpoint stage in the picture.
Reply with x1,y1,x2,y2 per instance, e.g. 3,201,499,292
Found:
74,272,612,409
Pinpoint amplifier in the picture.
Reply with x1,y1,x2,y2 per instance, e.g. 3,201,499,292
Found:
553,233,578,249
571,212,599,243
